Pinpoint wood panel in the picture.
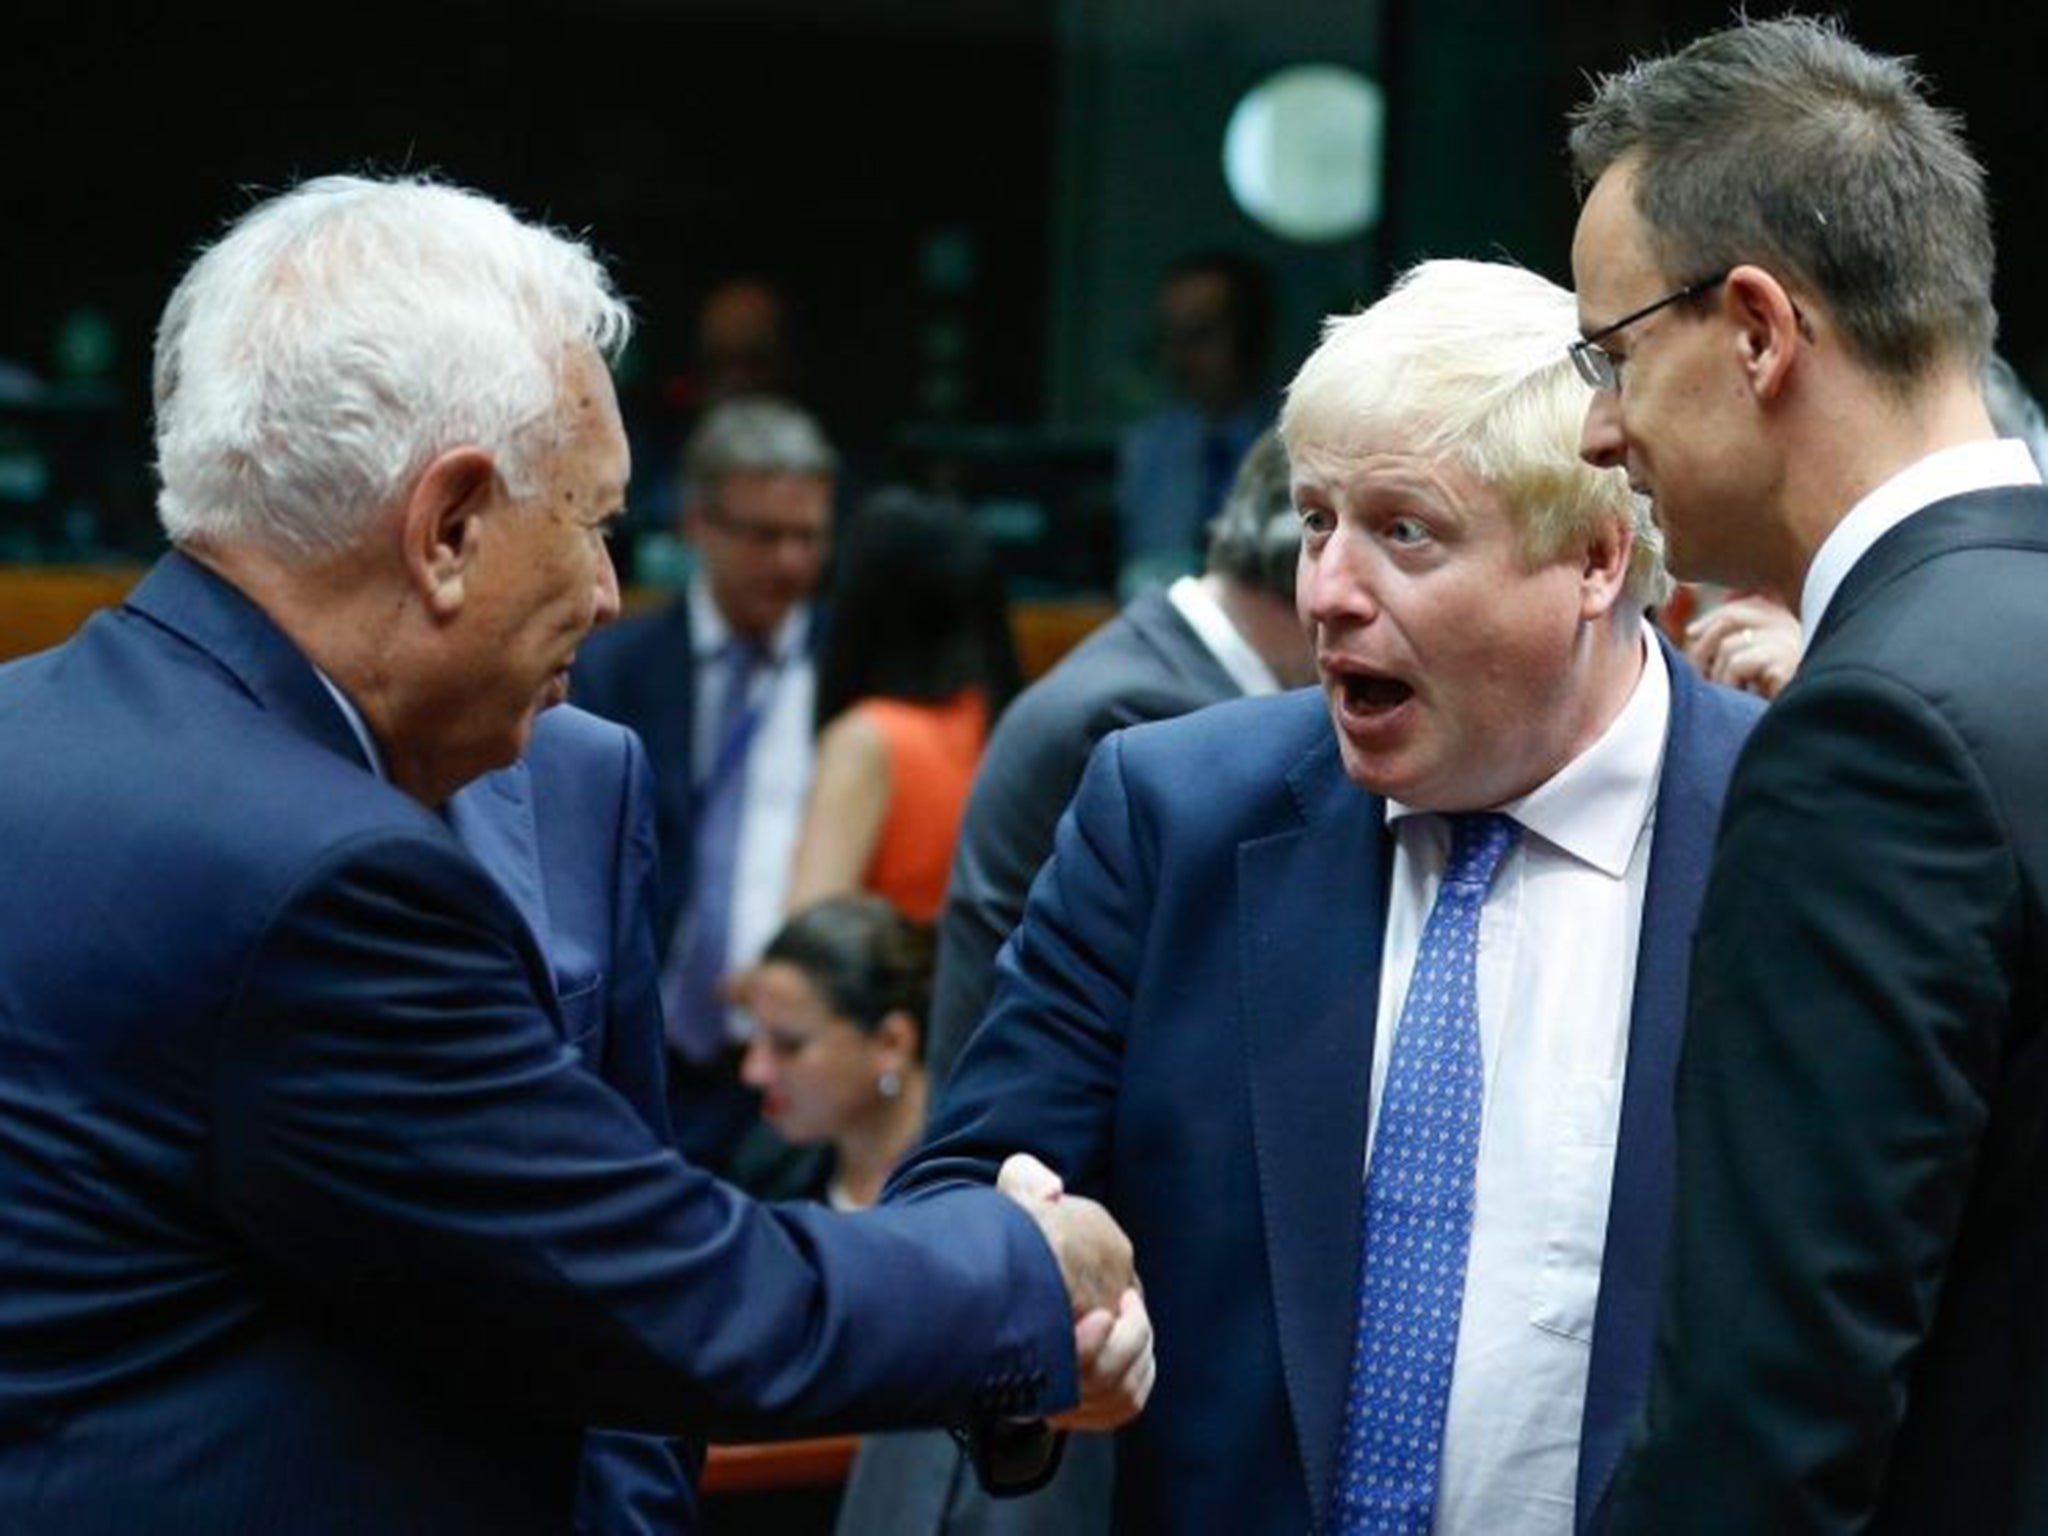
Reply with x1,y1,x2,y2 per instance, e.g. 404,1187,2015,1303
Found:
0,564,144,663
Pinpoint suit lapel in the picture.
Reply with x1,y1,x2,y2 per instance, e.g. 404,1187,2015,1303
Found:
1576,639,1732,1529
1239,728,1388,1531
1810,485,2048,657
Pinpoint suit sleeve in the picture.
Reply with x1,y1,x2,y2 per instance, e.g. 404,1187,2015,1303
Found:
206,828,1078,1441
1608,668,2020,1532
893,729,1149,1210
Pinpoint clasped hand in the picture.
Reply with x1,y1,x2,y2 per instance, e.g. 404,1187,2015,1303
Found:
998,1152,1156,1432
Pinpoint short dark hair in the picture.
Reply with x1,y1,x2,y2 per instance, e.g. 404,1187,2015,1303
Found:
763,895,933,1054
1203,429,1297,601
812,486,1017,731
1570,14,1994,383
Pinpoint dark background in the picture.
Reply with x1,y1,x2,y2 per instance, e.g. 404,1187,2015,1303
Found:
4,0,2041,581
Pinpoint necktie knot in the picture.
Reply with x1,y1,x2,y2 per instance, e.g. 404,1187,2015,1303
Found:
1443,812,1518,891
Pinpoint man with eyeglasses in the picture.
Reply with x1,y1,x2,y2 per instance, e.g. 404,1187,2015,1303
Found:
1569,16,2048,1532
574,395,836,1168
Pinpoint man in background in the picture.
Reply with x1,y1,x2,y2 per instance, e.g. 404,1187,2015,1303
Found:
573,395,834,1166
1116,251,1274,587
1570,16,2048,1529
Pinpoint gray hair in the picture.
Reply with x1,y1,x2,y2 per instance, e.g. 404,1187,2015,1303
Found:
154,174,632,559
1281,259,1668,608
1204,429,1297,602
1570,14,1994,385
682,395,838,501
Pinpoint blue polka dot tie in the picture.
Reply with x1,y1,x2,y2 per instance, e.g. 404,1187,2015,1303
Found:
1330,812,1519,1535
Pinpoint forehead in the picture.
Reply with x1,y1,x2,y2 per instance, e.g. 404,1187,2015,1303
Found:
1571,162,1667,317
1292,436,1510,520
749,960,830,1018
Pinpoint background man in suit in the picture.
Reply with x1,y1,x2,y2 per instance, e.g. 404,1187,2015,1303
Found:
891,258,1760,1533
447,704,692,1535
573,395,834,1166
0,173,1150,1535
1569,17,2048,1531
835,430,1310,1536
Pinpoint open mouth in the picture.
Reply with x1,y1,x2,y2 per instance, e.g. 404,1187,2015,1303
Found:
1340,673,1415,716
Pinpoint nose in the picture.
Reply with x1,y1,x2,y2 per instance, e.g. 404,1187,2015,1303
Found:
1296,529,1378,634
593,540,623,626
1580,389,1627,471
740,1037,772,1091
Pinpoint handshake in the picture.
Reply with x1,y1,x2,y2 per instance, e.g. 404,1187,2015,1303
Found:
998,1153,1155,1432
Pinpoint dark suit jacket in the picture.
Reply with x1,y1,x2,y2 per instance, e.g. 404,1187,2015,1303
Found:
894,644,1759,1533
1608,488,2048,1534
448,707,694,1535
0,552,1075,1536
927,587,1239,1087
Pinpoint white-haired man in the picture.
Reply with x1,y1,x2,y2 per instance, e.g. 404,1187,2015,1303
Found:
891,258,1761,1533
0,174,1149,1536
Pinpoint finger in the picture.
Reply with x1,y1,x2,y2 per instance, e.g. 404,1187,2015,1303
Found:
1072,1308,1114,1361
997,1151,1064,1202
1090,1296,1153,1384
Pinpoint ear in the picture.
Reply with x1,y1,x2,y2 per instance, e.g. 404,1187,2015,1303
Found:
399,446,501,622
1724,264,1805,403
872,1008,922,1070
1578,516,1634,624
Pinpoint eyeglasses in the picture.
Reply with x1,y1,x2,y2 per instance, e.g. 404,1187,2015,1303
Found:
701,506,828,552
1568,270,1728,392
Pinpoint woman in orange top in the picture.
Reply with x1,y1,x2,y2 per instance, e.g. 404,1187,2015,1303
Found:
786,488,1016,923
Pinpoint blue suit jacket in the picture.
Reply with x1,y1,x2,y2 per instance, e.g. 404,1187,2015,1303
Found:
894,643,1760,1532
0,552,1076,1536
448,707,694,1535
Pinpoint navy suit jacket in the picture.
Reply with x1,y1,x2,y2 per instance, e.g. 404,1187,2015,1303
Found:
448,707,694,1535
894,641,1759,1532
0,552,1075,1536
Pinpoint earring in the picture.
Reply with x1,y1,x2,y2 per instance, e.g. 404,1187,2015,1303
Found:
877,1068,903,1100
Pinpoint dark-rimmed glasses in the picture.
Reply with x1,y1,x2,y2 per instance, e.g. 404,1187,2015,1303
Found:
1568,271,1728,392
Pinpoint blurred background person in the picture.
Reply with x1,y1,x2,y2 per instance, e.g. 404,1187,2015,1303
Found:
573,395,836,1171
786,487,1018,924
732,895,934,1208
1116,251,1275,591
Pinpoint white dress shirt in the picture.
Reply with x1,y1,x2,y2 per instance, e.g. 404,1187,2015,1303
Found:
675,573,816,1044
1800,438,2039,637
1371,625,1669,1535
1167,574,1282,697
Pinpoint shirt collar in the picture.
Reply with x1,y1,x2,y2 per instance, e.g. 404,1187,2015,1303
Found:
311,666,388,780
1167,575,1280,696
1801,438,2040,638
688,569,812,666
1386,622,1669,879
